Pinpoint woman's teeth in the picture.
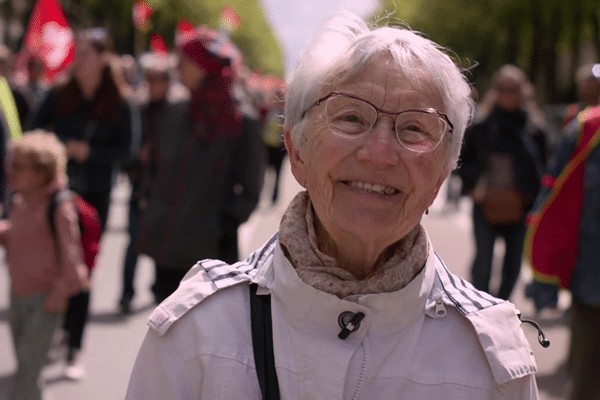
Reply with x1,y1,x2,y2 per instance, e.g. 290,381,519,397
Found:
347,181,398,195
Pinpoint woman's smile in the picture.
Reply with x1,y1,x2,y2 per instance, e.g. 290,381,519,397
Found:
289,56,448,259
343,180,400,196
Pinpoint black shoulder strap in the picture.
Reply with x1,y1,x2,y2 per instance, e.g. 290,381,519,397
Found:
249,283,280,400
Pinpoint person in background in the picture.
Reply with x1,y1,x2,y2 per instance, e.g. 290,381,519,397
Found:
19,55,49,128
0,130,88,400
33,27,133,225
562,63,600,129
226,72,267,263
136,26,264,303
525,106,600,399
0,44,30,128
443,87,479,214
0,73,23,210
458,64,548,301
118,52,171,314
120,54,142,96
262,86,287,205
524,63,600,316
32,27,133,379
0,121,6,211
126,12,539,399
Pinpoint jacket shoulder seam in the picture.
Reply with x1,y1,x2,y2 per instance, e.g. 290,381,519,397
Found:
434,253,503,315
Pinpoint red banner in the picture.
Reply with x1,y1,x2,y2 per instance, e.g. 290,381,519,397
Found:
20,0,74,84
524,107,600,288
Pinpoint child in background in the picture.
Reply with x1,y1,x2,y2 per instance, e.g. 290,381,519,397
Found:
0,130,88,400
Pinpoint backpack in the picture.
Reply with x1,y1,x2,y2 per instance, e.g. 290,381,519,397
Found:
48,189,102,272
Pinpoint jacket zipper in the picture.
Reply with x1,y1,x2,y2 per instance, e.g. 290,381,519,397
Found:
351,339,369,400
432,288,447,317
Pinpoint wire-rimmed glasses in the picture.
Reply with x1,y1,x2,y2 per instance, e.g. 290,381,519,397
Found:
302,91,453,153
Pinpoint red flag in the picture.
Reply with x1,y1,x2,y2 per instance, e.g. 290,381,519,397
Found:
19,0,75,84
220,5,242,32
132,0,153,32
149,33,168,55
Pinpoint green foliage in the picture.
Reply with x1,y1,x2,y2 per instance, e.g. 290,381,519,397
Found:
145,0,284,76
59,0,284,76
373,0,600,103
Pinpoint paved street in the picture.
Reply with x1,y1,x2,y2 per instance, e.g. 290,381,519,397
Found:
0,159,571,399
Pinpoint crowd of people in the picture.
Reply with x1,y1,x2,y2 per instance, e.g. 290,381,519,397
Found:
0,23,283,400
0,10,599,400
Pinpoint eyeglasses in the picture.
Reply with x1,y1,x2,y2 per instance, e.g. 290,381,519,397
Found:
302,91,453,153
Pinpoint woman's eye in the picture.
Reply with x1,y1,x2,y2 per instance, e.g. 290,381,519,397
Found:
329,110,368,135
397,124,431,143
340,113,363,124
400,123,426,133
400,130,422,142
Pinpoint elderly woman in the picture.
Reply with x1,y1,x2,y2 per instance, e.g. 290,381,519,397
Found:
126,12,539,399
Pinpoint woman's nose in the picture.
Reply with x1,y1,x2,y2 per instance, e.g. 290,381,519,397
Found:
355,118,400,166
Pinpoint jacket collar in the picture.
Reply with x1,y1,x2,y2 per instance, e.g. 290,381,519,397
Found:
269,234,436,340
148,231,537,385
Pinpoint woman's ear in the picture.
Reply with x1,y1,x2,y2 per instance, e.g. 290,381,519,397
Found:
284,129,307,188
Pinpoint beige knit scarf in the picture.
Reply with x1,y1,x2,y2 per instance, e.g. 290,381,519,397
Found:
279,191,429,298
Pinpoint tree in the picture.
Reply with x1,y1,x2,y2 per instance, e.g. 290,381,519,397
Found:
374,0,600,104
10,0,284,77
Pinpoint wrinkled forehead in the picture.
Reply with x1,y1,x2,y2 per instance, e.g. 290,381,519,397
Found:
323,53,445,111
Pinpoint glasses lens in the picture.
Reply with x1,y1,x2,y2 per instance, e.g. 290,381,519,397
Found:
325,96,376,137
395,111,448,152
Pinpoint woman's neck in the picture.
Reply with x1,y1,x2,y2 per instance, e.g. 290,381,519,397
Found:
314,217,397,279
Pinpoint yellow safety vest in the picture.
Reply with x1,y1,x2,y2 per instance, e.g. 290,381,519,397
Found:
0,76,23,141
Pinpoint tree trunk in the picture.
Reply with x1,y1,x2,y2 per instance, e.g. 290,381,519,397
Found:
592,11,600,61
529,0,544,93
568,1,583,102
543,10,561,103
505,15,520,65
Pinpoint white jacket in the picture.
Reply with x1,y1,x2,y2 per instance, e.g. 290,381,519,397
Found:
126,232,539,399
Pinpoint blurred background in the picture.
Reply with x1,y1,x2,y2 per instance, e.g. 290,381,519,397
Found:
0,0,598,399
1,0,598,103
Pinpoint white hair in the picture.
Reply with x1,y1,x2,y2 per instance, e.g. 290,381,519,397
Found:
284,11,474,170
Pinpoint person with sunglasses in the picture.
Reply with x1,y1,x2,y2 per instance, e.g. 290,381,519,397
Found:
126,12,539,399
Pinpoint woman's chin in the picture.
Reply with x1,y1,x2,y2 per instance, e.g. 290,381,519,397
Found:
328,207,409,245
